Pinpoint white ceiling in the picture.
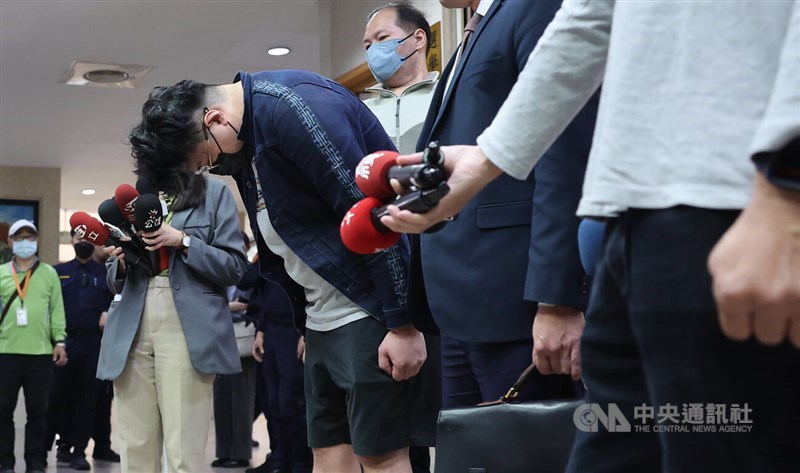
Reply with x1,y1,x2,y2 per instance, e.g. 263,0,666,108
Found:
0,0,331,213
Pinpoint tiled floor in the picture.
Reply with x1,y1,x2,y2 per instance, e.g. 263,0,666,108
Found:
10,391,272,473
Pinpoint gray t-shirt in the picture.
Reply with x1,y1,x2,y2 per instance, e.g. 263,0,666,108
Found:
477,0,799,217
252,163,369,332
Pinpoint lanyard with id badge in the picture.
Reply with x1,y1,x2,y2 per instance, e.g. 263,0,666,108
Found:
0,261,40,329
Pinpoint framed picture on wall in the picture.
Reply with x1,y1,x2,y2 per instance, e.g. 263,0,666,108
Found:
0,198,40,263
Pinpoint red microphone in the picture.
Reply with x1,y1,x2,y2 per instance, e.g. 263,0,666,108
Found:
69,212,110,245
355,151,400,201
355,145,447,202
70,212,153,273
114,184,139,226
340,197,401,254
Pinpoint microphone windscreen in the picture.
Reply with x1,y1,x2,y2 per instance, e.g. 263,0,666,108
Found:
135,175,157,195
114,184,140,225
355,151,399,201
134,193,164,232
98,198,127,227
340,197,401,254
69,212,110,246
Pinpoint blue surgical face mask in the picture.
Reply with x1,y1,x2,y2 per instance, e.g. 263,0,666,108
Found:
12,240,37,259
366,32,417,84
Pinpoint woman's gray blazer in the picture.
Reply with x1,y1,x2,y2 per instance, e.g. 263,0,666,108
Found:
97,178,248,380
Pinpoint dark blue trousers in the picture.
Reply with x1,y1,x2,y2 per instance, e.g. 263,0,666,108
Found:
440,334,579,409
262,321,312,472
92,380,114,452
567,207,800,473
44,337,100,457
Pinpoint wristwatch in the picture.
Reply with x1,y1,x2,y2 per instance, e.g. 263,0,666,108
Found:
180,231,191,250
753,136,800,191
55,341,66,347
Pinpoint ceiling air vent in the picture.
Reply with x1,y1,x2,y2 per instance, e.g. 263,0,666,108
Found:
60,61,154,89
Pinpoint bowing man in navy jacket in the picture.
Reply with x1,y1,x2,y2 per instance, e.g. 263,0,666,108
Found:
409,0,600,408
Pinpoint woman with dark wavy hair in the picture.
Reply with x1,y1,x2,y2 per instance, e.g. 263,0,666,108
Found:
96,90,248,472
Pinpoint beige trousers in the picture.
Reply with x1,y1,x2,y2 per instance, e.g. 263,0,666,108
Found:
113,277,215,473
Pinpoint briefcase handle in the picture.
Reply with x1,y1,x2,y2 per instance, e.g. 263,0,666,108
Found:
501,362,538,402
475,362,538,407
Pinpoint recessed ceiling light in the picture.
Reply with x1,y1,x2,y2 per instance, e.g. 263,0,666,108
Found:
81,189,96,196
267,47,291,56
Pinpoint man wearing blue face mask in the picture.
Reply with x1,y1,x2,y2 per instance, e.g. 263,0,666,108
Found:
0,219,67,473
363,1,439,154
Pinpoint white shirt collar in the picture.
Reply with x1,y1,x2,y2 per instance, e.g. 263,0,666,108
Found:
476,0,494,16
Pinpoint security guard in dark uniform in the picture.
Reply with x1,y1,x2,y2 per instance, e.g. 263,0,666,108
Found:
90,245,120,465
44,230,113,470
246,250,312,473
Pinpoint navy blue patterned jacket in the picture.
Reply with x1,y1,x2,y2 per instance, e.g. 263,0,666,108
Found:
233,70,411,330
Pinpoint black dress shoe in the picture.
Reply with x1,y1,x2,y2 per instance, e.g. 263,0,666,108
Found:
56,445,72,462
70,456,91,471
93,448,121,462
211,458,230,467
245,461,289,473
245,461,268,473
217,459,250,468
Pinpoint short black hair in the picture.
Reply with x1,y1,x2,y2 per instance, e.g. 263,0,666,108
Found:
128,80,213,211
368,1,432,55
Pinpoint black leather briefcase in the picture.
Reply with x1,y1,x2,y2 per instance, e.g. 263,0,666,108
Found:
435,364,581,473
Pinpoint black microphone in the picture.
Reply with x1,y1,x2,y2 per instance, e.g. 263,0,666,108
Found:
386,142,445,191
371,183,451,233
98,197,150,255
133,193,164,232
134,193,169,272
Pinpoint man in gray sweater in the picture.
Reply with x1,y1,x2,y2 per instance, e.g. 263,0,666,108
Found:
382,1,800,471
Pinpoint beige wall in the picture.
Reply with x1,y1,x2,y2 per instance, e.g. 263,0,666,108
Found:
329,0,444,78
0,165,61,265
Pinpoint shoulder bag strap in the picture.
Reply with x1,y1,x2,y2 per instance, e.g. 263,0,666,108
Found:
0,261,40,329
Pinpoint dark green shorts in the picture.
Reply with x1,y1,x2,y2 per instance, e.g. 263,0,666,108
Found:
304,316,439,457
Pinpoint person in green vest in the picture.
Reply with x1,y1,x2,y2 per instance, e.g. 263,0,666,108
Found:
0,219,67,473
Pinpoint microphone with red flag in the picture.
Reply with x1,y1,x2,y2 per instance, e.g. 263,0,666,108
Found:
340,183,450,254
69,211,153,274
99,193,156,272
355,143,446,200
340,197,402,254
114,183,166,272
342,142,449,254
69,212,110,246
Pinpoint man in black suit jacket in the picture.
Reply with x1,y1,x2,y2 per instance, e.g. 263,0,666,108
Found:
410,0,599,408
